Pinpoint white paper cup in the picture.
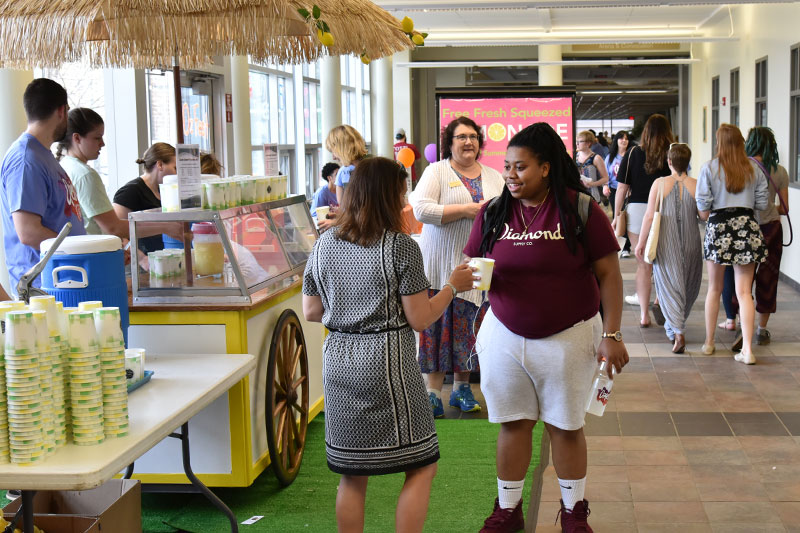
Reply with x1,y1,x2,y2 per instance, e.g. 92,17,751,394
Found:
78,301,103,312
5,311,36,352
315,206,330,220
205,181,226,210
468,258,495,291
68,312,99,352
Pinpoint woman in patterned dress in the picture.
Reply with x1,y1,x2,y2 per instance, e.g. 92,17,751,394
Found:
696,124,769,364
302,157,474,532
409,117,505,417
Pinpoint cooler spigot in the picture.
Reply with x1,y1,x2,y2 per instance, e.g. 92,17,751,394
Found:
16,222,72,304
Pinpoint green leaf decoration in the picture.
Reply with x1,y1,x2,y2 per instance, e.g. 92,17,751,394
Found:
322,21,330,33
312,4,321,19
422,33,429,38
316,20,323,30
297,8,310,19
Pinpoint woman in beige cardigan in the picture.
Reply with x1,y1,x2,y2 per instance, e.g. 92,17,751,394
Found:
409,117,505,418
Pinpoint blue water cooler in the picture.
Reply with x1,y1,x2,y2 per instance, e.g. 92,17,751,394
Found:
39,235,129,346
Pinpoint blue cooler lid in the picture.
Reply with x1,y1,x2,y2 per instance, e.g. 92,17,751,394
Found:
40,235,122,255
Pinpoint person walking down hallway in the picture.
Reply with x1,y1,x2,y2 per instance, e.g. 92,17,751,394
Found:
614,114,674,326
604,131,633,257
722,126,790,352
0,78,85,292
635,143,702,354
326,125,368,205
409,117,505,418
696,124,768,364
465,123,627,533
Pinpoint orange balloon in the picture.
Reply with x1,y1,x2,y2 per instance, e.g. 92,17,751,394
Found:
397,147,415,168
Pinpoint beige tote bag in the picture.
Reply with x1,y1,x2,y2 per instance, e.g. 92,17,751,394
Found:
644,179,664,265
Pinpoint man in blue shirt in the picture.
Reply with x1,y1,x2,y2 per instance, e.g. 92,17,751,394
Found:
1,78,86,292
310,162,340,231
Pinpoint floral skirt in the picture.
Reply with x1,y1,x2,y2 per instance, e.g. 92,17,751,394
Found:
418,290,488,374
704,208,768,266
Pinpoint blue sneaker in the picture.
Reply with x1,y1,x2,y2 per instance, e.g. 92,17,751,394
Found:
449,383,481,413
429,392,445,418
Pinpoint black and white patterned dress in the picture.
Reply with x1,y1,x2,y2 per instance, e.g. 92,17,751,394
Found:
303,228,439,475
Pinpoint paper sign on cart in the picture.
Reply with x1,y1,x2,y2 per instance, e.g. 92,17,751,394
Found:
263,143,279,176
176,144,202,208
242,516,264,525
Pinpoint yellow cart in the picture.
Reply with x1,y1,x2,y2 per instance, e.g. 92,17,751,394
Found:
125,195,323,487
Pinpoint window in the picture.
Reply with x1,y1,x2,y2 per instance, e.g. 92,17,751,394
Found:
755,57,768,126
36,63,109,180
711,76,720,156
730,68,740,127
791,44,800,182
249,66,295,181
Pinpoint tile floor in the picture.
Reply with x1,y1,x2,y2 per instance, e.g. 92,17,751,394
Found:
434,252,800,532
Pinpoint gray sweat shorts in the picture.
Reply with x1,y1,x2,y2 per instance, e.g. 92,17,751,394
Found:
476,308,602,431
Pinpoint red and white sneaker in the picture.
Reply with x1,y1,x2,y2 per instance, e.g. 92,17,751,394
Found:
479,498,524,533
556,499,593,532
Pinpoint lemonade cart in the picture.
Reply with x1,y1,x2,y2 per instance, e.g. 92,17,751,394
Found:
124,195,323,487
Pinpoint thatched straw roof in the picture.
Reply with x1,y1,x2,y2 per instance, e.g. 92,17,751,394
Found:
0,0,413,69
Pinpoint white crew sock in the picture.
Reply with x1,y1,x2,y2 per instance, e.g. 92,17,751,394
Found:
453,380,469,391
497,478,524,509
427,388,441,399
757,326,765,334
558,476,587,511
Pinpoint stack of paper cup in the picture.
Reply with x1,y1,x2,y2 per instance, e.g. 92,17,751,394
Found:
56,303,72,429
30,297,67,448
5,311,45,465
67,311,104,446
94,308,129,438
31,310,56,456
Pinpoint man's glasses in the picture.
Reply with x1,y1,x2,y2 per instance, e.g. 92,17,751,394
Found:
454,134,479,142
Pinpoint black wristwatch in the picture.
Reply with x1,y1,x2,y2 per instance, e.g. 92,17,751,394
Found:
602,331,623,342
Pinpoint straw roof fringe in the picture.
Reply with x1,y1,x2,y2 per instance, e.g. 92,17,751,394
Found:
0,0,413,69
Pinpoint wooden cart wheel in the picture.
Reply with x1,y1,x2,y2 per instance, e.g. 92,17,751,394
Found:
266,309,310,486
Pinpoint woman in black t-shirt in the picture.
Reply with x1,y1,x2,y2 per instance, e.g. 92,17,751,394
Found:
113,143,176,254
613,115,674,326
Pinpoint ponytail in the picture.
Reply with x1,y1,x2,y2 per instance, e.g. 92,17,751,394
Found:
56,107,104,161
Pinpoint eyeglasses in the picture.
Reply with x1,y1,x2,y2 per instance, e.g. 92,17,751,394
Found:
577,139,589,144
454,134,479,142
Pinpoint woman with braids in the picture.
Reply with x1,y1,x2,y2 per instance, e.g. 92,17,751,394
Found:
613,115,675,326
463,123,628,533
696,124,768,364
57,108,130,239
720,126,789,351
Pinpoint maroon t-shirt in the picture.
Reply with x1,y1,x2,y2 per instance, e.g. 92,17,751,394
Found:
463,190,619,339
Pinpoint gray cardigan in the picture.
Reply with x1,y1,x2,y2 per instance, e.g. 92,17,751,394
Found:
696,159,768,213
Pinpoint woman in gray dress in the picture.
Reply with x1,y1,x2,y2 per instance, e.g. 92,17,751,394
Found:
636,143,702,353
302,157,474,533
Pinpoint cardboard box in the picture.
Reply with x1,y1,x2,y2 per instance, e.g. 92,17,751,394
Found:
3,480,140,533
2,514,100,533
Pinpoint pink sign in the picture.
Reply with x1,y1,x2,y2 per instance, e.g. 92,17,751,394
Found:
438,97,574,173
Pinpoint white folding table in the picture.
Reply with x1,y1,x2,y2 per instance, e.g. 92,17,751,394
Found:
0,353,256,533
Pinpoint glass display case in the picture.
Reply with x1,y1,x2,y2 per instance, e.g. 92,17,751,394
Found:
128,195,317,304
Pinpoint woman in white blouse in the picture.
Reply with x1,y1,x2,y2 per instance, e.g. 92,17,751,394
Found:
409,117,505,418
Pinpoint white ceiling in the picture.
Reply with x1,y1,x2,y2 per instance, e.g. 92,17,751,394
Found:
373,1,781,46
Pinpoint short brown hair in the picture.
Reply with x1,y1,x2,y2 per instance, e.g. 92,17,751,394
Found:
335,157,407,247
668,144,691,174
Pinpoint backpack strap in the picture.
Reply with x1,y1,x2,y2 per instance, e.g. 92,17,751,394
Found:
577,190,592,227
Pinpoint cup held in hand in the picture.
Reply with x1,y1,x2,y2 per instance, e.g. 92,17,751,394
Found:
468,258,495,291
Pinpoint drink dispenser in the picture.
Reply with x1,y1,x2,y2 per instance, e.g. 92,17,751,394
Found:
191,222,225,277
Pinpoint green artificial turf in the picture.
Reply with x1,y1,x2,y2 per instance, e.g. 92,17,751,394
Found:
142,417,544,532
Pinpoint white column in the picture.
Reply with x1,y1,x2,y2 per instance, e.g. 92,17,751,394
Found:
392,50,412,146
320,55,342,163
293,66,307,195
538,45,563,86
370,57,393,158
230,55,252,175
0,69,33,293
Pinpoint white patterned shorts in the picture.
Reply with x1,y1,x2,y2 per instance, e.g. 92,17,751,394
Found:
704,208,768,266
476,309,602,431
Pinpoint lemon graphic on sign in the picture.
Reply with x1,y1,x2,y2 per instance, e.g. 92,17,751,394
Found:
487,123,506,142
